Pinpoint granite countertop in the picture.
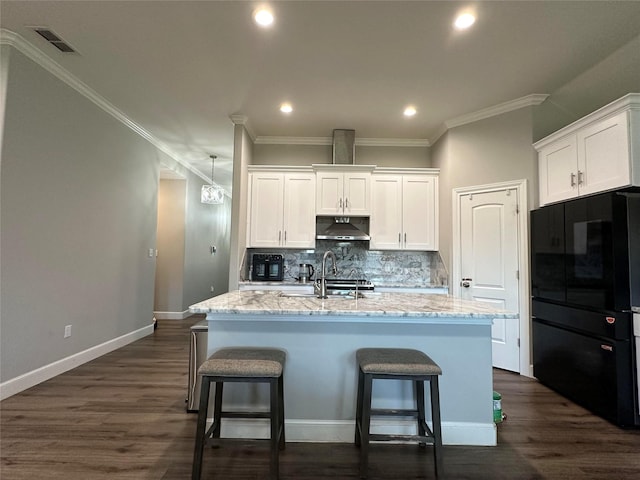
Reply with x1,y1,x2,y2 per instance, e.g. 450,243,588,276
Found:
190,290,516,319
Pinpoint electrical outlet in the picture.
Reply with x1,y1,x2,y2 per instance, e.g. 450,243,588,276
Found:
210,286,215,293
64,325,72,338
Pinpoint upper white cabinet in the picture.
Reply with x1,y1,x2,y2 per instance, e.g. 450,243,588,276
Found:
535,94,640,206
370,170,438,251
248,168,316,248
314,166,374,216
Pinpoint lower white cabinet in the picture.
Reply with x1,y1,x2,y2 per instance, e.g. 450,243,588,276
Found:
535,94,639,206
248,170,316,248
370,172,438,251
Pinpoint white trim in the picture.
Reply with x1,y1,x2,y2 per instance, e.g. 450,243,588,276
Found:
452,179,532,377
0,28,211,184
230,114,256,142
446,94,549,130
247,165,314,173
153,309,192,320
372,167,440,175
210,418,496,446
0,323,155,400
254,136,431,147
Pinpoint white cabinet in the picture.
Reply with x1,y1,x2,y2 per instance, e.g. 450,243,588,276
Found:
535,94,640,206
315,168,373,216
248,170,316,248
370,172,438,251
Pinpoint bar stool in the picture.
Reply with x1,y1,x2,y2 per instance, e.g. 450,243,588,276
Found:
192,347,286,480
355,348,443,478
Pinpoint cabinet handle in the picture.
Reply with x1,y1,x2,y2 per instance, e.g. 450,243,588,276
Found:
398,233,401,245
404,233,407,245
570,172,576,187
577,170,584,185
278,231,282,244
284,231,287,244
345,198,349,209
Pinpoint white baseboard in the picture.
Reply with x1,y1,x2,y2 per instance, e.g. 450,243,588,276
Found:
0,323,155,400
210,418,497,446
153,310,191,320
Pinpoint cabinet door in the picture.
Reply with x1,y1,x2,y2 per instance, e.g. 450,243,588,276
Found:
343,172,371,215
316,171,343,215
283,173,316,248
370,175,403,250
248,173,284,247
578,111,630,196
538,136,578,205
403,175,437,251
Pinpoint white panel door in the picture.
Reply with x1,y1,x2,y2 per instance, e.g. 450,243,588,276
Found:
249,173,284,248
370,175,403,250
578,111,631,196
343,172,371,215
403,175,436,251
460,189,520,372
283,173,316,248
316,171,343,215
538,136,578,205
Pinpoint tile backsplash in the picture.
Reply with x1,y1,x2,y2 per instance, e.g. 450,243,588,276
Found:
246,241,448,287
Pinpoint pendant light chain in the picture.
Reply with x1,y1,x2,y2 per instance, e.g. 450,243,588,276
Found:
210,155,216,186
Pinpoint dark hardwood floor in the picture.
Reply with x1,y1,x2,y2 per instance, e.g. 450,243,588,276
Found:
2,317,639,479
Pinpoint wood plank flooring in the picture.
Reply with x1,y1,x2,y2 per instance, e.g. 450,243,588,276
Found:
2,317,639,479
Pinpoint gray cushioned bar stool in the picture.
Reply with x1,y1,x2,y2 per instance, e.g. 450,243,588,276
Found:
355,348,443,478
192,347,286,480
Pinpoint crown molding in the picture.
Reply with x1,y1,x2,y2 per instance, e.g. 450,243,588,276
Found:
445,94,550,129
0,28,222,190
230,114,256,142
254,136,430,147
255,136,332,145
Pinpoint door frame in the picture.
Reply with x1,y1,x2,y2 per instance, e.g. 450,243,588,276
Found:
452,179,531,377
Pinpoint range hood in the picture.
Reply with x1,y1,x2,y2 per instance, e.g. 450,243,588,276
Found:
333,129,356,165
316,217,370,241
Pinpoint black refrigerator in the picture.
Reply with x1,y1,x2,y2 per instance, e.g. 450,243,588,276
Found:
531,189,640,427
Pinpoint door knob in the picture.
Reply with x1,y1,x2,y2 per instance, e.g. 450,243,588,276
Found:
461,277,472,288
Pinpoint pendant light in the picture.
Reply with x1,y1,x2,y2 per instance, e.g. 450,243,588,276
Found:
201,155,224,204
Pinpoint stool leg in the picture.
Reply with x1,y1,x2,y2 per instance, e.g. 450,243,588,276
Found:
192,376,211,480
212,381,224,440
430,376,443,477
359,373,373,479
354,367,364,446
270,377,280,480
278,373,286,449
416,380,427,445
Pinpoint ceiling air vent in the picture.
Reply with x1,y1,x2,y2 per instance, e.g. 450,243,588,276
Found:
31,27,77,53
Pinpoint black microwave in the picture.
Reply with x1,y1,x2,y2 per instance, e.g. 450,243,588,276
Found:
251,254,284,281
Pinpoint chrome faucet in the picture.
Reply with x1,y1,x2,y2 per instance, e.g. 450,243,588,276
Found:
317,250,338,298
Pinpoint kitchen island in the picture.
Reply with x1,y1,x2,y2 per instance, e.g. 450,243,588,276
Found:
189,290,517,446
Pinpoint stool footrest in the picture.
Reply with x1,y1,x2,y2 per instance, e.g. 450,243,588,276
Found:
369,433,435,443
219,411,271,419
370,408,419,417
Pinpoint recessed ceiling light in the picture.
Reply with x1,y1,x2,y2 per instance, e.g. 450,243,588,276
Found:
254,8,274,27
280,103,293,114
454,13,476,30
404,106,417,117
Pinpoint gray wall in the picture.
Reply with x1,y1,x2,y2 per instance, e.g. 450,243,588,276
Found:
431,108,537,272
534,33,640,141
253,143,430,167
0,46,230,385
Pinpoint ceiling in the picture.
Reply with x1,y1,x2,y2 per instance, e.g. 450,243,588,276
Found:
2,1,640,193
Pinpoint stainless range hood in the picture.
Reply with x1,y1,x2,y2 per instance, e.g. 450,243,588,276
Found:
316,217,370,241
